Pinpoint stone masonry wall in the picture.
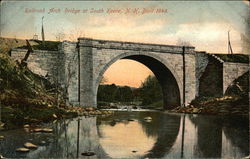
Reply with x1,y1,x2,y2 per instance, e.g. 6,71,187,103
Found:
61,41,79,105
223,62,249,94
195,52,209,97
78,38,197,107
11,48,65,86
198,57,223,97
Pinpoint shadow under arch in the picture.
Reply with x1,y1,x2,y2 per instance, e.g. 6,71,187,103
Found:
95,52,182,109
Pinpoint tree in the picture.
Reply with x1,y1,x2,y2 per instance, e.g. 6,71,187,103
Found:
55,32,65,42
139,75,163,105
176,38,193,47
67,27,84,42
97,84,134,103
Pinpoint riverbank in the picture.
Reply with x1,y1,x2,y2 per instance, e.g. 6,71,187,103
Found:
170,95,249,116
171,70,249,116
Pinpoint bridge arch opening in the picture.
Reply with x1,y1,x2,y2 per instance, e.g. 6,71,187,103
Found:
96,54,181,110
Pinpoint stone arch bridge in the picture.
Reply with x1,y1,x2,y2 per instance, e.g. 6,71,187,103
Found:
11,38,249,109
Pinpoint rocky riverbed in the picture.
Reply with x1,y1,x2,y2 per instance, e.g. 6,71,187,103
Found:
169,95,248,116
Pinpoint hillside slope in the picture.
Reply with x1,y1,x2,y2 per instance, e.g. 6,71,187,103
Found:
0,44,75,129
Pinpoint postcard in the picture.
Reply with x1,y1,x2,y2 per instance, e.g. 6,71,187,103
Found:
0,1,249,159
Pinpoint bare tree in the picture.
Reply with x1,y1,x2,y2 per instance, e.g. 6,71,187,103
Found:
67,27,85,42
55,32,66,42
176,39,193,47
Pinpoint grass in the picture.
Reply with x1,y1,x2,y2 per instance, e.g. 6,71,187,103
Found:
17,40,61,51
213,54,249,63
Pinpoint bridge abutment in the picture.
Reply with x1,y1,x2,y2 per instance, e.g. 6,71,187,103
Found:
79,39,97,106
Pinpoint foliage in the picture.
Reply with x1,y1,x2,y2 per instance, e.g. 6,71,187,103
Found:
97,84,134,103
97,75,164,108
139,75,163,106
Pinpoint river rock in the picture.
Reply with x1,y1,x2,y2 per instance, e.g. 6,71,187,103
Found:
96,110,102,115
33,128,43,132
23,124,30,128
16,147,30,152
42,128,53,133
81,151,95,156
192,108,200,113
0,136,4,140
144,117,152,122
0,121,5,127
40,141,46,145
24,142,38,149
86,107,94,111
52,114,57,118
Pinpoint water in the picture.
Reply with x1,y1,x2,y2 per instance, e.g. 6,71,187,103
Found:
0,111,249,158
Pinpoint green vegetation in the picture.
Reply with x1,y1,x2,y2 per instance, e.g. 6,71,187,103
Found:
17,40,61,51
97,84,135,104
213,54,249,63
97,75,164,109
139,75,163,107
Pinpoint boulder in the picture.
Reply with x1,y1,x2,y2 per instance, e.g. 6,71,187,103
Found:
24,142,38,149
23,124,30,128
33,128,53,133
52,114,57,118
192,108,200,113
16,147,30,152
144,117,152,120
86,107,95,111
42,128,53,133
33,128,43,132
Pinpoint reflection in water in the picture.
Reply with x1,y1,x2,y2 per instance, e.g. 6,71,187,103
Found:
97,112,181,158
0,112,248,159
180,115,185,158
189,115,223,158
222,116,249,158
99,122,156,158
140,113,181,158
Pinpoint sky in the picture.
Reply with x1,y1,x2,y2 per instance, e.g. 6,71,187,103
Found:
1,1,249,87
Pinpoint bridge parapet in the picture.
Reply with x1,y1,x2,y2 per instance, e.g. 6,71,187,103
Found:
78,38,195,54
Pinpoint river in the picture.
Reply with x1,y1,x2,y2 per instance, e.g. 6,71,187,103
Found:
0,111,249,158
